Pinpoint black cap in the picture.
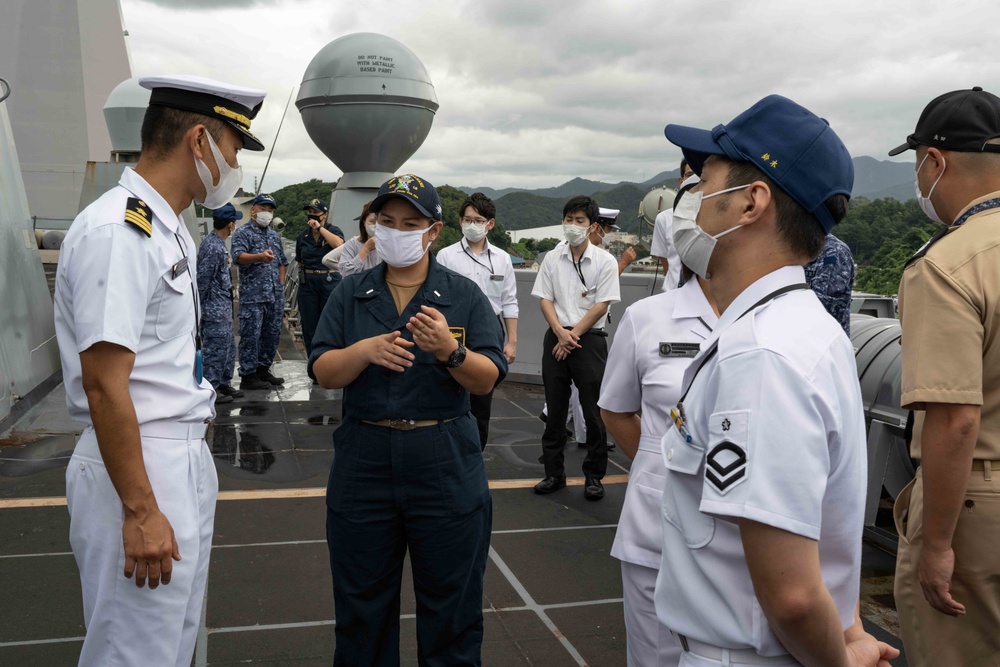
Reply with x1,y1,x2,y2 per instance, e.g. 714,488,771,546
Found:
889,87,1000,156
370,174,443,221
303,198,328,213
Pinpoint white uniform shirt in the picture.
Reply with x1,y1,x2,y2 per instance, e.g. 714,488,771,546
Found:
54,167,215,426
654,265,866,656
531,241,620,327
436,238,518,318
651,209,681,291
599,279,717,568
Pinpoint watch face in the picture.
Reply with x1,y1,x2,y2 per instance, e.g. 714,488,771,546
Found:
447,344,467,368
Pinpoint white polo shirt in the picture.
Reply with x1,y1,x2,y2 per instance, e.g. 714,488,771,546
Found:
654,265,866,656
436,238,518,319
651,209,682,291
531,241,620,328
54,167,215,426
599,279,717,568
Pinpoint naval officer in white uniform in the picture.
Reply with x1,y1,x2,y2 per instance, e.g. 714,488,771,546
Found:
54,75,266,666
599,268,718,667
653,96,899,667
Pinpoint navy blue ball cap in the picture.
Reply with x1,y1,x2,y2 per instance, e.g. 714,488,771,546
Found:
664,95,854,233
251,193,277,208
303,198,328,213
889,87,1000,156
213,202,243,222
370,174,443,221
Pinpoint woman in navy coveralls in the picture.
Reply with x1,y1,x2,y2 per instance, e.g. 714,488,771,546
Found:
309,175,507,667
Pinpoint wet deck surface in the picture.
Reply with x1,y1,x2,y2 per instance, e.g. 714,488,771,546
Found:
0,336,907,665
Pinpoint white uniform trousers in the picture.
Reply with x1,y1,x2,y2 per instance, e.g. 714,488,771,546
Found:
622,560,681,666
66,424,218,667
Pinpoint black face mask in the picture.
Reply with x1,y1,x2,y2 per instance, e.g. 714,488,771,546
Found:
307,214,321,222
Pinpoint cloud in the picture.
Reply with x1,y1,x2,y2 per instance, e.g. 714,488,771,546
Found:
120,0,1000,193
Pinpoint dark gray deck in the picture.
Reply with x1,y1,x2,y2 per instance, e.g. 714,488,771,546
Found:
0,336,906,665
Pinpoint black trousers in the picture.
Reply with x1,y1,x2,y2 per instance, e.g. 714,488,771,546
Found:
298,271,340,356
540,328,608,479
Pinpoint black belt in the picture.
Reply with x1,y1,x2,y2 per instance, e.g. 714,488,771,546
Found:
303,268,333,275
561,326,607,337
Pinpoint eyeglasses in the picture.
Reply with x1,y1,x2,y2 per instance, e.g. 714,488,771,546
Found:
461,217,489,225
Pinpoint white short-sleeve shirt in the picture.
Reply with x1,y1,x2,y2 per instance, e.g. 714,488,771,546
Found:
54,168,215,426
531,241,620,328
651,209,681,291
436,239,518,319
654,265,866,656
599,279,717,568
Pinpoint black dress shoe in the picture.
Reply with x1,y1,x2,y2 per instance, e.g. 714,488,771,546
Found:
584,477,604,500
214,393,233,405
533,476,567,494
257,366,284,385
607,442,616,450
217,385,244,398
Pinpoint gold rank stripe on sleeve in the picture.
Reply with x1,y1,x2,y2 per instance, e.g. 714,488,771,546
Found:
124,197,153,237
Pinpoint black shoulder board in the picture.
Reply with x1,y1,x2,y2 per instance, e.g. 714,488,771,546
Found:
904,226,948,269
124,197,153,237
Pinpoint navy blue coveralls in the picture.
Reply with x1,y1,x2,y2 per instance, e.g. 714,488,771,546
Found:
296,223,345,356
308,254,507,667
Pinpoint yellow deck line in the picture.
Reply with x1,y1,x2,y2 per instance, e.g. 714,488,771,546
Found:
0,475,631,509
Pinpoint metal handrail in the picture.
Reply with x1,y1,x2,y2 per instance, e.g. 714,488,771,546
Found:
0,78,9,104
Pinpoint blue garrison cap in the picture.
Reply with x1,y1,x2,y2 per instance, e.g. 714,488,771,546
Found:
251,193,277,207
212,203,243,222
664,95,854,233
370,174,443,221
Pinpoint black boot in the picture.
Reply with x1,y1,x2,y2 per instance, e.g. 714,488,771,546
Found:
257,366,284,386
240,373,271,391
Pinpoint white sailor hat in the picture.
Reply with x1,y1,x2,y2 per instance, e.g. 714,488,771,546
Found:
139,74,267,151
597,207,620,230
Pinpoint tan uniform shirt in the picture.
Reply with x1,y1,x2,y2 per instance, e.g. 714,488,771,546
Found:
899,191,1000,460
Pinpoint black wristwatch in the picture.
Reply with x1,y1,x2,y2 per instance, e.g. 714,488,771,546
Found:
442,344,467,368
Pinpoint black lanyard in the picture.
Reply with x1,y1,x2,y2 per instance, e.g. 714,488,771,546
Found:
174,234,202,352
572,256,587,289
678,283,809,407
462,242,495,273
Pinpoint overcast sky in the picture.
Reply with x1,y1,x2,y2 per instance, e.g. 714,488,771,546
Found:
121,0,1000,193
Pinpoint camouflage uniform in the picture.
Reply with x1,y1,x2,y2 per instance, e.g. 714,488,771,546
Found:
804,233,855,336
230,222,288,377
196,231,235,388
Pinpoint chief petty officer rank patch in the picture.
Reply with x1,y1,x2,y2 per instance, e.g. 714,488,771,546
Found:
705,410,749,494
124,197,153,237
448,327,466,347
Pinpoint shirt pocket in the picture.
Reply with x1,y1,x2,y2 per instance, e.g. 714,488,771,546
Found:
486,276,504,301
661,425,715,548
628,468,666,554
155,270,195,341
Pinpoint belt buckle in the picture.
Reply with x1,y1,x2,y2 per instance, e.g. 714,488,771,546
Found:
389,419,417,431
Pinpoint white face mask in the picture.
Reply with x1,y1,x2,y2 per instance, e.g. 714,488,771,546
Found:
194,131,243,210
563,224,589,247
376,224,431,268
365,222,377,238
671,184,751,279
600,229,616,247
915,153,947,225
254,211,273,227
461,222,488,243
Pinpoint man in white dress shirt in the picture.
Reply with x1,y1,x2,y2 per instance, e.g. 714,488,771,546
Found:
437,192,518,448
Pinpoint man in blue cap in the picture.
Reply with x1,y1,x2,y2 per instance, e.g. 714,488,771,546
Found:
231,193,288,391
652,96,898,666
197,203,245,404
